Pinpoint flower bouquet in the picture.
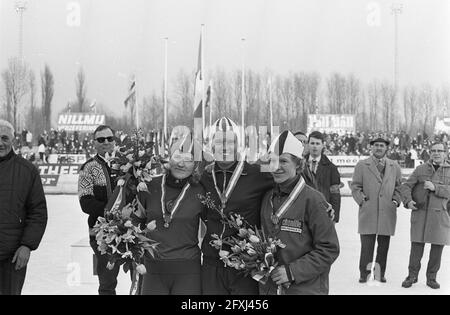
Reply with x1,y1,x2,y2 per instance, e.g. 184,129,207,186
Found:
198,193,287,293
94,129,164,294
93,203,159,294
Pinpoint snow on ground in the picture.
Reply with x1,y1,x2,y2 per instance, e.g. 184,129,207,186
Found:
22,195,450,295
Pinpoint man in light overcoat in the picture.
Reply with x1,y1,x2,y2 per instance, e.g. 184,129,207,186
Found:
400,141,450,290
351,137,402,283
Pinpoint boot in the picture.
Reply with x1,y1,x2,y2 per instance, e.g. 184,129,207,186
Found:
401,276,418,288
426,279,440,289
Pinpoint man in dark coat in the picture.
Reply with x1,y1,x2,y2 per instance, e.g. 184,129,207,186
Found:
293,131,317,189
0,120,47,295
78,125,121,295
306,131,342,223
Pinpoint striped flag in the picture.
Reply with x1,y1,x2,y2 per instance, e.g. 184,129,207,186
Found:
205,82,211,109
193,35,203,119
124,80,136,108
89,99,97,112
193,30,204,161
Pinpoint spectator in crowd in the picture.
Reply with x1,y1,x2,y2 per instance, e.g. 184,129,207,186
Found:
351,137,402,283
38,142,46,163
400,141,450,290
306,131,342,223
26,130,33,148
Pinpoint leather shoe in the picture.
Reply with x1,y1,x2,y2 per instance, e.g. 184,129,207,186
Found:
380,276,387,283
402,276,418,288
359,276,367,283
427,279,440,289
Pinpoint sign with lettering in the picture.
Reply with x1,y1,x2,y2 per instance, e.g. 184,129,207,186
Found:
57,113,105,132
38,164,81,176
307,114,355,135
47,154,88,165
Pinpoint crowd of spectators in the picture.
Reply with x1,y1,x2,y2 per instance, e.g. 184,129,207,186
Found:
320,130,449,166
12,127,450,167
12,128,157,163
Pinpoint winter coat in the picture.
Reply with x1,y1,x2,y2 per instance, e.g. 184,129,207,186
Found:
351,156,402,236
0,151,47,260
306,154,341,222
260,178,340,295
400,161,450,246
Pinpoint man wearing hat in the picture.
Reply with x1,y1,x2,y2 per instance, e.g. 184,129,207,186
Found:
200,117,274,295
351,137,402,283
0,120,47,295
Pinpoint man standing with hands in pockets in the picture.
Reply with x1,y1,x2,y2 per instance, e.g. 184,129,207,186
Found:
351,137,402,283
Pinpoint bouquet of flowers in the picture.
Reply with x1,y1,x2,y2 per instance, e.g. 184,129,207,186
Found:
198,193,286,287
93,201,159,275
94,129,164,294
107,129,165,193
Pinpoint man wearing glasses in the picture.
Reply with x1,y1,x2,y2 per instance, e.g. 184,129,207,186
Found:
78,125,121,295
400,141,450,290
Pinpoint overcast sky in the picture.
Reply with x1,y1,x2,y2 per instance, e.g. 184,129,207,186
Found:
0,0,449,121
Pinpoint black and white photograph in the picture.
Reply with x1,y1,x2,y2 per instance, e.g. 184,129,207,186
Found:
0,0,449,297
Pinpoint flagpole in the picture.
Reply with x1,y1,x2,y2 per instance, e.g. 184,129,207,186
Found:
135,75,139,130
269,77,273,137
209,80,213,129
201,24,206,141
163,37,168,154
241,38,246,150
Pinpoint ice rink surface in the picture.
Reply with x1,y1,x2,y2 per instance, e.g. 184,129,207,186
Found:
22,195,450,295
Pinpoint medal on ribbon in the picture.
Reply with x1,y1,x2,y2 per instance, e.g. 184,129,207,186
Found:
160,175,191,229
211,159,245,212
269,177,306,228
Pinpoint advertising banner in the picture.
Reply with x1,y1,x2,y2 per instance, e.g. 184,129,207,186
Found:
57,113,105,132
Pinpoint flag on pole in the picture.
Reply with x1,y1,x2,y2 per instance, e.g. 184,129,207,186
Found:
124,80,136,108
124,78,137,127
89,99,97,112
193,28,204,161
193,35,203,119
205,83,211,109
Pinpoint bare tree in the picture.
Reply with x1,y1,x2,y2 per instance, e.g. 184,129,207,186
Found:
419,84,434,135
403,86,419,134
211,68,231,120
293,73,307,131
41,64,54,131
326,73,346,114
75,67,87,112
367,80,380,131
380,82,396,132
1,58,30,129
173,69,193,127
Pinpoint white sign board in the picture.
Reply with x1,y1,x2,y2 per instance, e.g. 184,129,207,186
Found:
307,114,355,135
58,113,105,132
328,155,362,167
434,117,450,134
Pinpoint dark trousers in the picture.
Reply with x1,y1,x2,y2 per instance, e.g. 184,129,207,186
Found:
89,237,120,295
141,273,201,295
0,259,27,295
359,234,391,278
202,260,259,295
408,242,444,280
